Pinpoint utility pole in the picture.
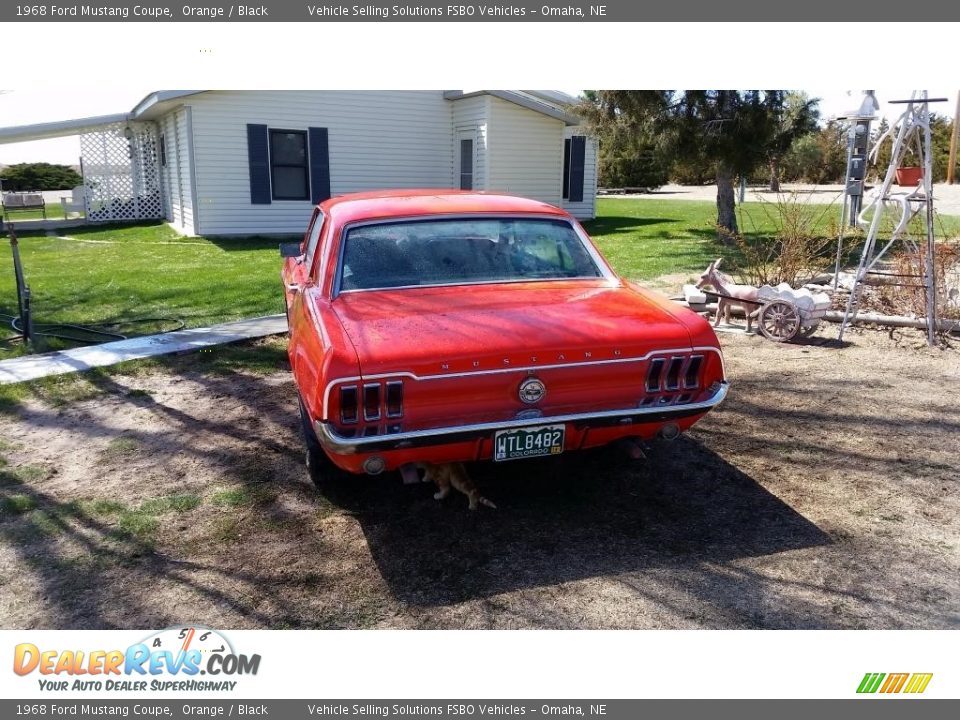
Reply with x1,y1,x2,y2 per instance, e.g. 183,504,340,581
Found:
948,90,960,184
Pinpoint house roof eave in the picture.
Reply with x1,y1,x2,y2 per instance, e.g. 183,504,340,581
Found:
444,90,582,126
0,113,131,145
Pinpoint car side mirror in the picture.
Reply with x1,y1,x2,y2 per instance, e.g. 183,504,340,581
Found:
279,242,302,258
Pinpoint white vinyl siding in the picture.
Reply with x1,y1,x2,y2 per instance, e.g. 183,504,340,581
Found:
560,126,598,220
188,91,454,235
485,96,564,208
450,95,488,191
157,107,196,235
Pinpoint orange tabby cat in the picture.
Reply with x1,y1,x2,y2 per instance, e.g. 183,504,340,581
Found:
418,462,497,510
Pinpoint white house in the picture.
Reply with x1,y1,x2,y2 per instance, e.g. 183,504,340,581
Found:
0,90,597,236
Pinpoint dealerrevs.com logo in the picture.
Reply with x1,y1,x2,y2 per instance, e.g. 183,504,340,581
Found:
857,673,933,694
13,627,260,692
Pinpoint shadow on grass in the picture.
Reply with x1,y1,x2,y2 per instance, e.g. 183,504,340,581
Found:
204,235,302,253
581,216,674,234
64,220,169,238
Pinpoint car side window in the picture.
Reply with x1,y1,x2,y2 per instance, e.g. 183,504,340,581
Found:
304,210,325,273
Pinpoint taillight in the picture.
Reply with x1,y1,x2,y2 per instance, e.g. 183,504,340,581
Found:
339,386,358,424
665,357,683,391
363,383,381,421
386,381,404,418
339,379,404,425
646,358,664,391
684,355,703,388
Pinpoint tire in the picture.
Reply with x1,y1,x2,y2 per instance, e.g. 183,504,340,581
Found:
297,394,345,488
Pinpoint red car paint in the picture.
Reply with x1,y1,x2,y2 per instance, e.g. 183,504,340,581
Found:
282,190,727,476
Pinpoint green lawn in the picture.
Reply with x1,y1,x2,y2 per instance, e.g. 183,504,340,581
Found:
586,197,960,280
583,197,850,280
584,198,726,279
1,222,289,358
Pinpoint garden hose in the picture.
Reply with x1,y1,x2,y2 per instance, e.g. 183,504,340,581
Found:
2,312,186,346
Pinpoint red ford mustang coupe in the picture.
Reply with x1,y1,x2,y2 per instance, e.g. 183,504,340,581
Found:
281,190,728,485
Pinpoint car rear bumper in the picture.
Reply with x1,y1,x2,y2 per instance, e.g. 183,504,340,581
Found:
315,381,729,455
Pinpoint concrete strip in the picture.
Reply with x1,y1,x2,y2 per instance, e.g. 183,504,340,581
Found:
0,314,288,385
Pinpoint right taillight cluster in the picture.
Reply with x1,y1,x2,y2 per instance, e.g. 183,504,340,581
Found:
643,355,703,404
339,380,404,425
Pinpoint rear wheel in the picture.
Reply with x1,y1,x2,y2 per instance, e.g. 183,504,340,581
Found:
297,394,345,488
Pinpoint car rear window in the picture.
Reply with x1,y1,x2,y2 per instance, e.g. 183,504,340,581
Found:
338,218,603,292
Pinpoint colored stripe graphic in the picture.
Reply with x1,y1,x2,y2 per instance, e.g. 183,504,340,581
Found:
857,673,885,693
904,673,933,694
880,673,909,693
857,672,933,694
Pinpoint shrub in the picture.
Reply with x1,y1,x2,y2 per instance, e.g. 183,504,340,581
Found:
0,163,82,191
732,193,840,287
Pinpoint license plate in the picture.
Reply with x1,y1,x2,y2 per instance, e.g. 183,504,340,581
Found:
493,424,565,462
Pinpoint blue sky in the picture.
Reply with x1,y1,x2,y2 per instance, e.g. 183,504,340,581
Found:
1,88,956,166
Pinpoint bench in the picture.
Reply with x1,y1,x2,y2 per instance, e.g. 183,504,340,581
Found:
2,192,46,221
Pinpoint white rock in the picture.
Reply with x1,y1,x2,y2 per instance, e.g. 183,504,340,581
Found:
683,283,708,304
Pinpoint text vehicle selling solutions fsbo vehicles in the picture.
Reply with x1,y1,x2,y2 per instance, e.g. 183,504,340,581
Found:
281,190,728,485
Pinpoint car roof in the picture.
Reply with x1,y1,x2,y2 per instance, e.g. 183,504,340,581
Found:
319,189,572,225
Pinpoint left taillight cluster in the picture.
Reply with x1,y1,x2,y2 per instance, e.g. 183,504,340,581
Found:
339,380,403,425
641,354,704,406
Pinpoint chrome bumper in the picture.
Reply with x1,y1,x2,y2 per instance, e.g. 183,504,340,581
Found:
315,381,728,455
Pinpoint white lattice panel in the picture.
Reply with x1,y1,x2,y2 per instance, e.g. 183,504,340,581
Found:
79,122,163,222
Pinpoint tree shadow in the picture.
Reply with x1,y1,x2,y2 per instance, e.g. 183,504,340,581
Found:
204,235,301,253
581,217,674,234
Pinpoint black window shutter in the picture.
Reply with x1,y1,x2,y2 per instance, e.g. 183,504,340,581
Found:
569,136,586,203
308,127,331,204
247,124,271,205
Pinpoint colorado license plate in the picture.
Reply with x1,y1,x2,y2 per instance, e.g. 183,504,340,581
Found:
493,424,565,462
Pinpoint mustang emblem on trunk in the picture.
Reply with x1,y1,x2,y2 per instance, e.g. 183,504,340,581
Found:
518,377,546,404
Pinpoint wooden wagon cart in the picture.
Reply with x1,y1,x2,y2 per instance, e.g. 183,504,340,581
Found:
700,283,831,343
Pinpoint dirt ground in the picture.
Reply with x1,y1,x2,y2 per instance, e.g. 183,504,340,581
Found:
0,327,958,630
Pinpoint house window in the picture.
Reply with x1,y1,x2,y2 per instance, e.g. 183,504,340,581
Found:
270,129,310,201
562,138,571,199
159,134,167,167
459,138,473,190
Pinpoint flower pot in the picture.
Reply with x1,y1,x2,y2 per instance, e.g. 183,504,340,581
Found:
895,166,923,186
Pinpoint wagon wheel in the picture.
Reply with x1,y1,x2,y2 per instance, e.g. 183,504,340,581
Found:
798,321,821,339
758,300,801,342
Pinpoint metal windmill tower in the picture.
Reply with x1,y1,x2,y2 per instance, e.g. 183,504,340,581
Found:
838,91,947,346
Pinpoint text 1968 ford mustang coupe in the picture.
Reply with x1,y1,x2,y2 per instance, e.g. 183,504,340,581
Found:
281,190,728,485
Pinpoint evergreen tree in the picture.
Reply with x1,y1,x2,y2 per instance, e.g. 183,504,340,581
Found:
0,163,82,192
579,91,820,242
